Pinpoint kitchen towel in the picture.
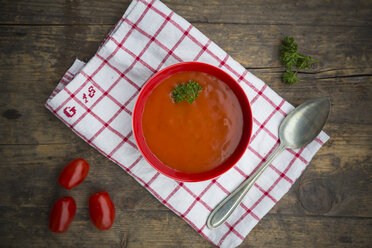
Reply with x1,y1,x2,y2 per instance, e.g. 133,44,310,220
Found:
46,0,329,247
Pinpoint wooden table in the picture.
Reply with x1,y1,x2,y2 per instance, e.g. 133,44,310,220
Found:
1,0,371,247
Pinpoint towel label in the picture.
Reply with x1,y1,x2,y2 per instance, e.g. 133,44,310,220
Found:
63,106,76,117
83,86,96,103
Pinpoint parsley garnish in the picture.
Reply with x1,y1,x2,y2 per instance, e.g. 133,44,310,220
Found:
280,37,318,85
171,81,202,104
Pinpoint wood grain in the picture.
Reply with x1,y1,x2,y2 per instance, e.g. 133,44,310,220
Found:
1,207,371,247
1,0,372,26
0,0,371,247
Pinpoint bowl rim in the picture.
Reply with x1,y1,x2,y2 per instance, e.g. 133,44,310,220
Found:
132,62,253,182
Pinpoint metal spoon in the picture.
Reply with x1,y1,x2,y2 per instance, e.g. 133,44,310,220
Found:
207,97,331,229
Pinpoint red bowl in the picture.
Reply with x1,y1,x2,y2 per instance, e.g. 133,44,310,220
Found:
132,62,252,182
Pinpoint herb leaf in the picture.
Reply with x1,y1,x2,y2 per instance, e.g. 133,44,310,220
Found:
282,70,299,85
171,81,202,104
280,37,318,85
280,37,300,69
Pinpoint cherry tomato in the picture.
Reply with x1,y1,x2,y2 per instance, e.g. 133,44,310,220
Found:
58,158,89,189
89,191,115,230
49,196,76,233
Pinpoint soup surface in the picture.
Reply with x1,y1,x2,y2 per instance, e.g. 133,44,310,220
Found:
142,71,243,173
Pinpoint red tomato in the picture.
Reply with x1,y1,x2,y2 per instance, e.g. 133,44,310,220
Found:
58,158,89,189
89,191,115,230
49,196,76,233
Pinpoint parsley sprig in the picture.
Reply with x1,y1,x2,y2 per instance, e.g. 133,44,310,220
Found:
171,81,202,104
280,37,318,85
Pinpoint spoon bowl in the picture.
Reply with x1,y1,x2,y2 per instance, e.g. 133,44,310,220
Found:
280,97,331,149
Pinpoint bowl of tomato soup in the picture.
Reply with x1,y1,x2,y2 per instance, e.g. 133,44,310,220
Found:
132,62,252,182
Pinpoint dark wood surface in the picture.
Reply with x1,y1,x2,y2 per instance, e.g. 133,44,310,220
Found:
1,0,371,247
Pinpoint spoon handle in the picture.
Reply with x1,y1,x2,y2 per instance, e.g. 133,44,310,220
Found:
206,143,286,229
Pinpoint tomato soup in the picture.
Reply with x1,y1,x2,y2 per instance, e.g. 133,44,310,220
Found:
141,71,243,173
